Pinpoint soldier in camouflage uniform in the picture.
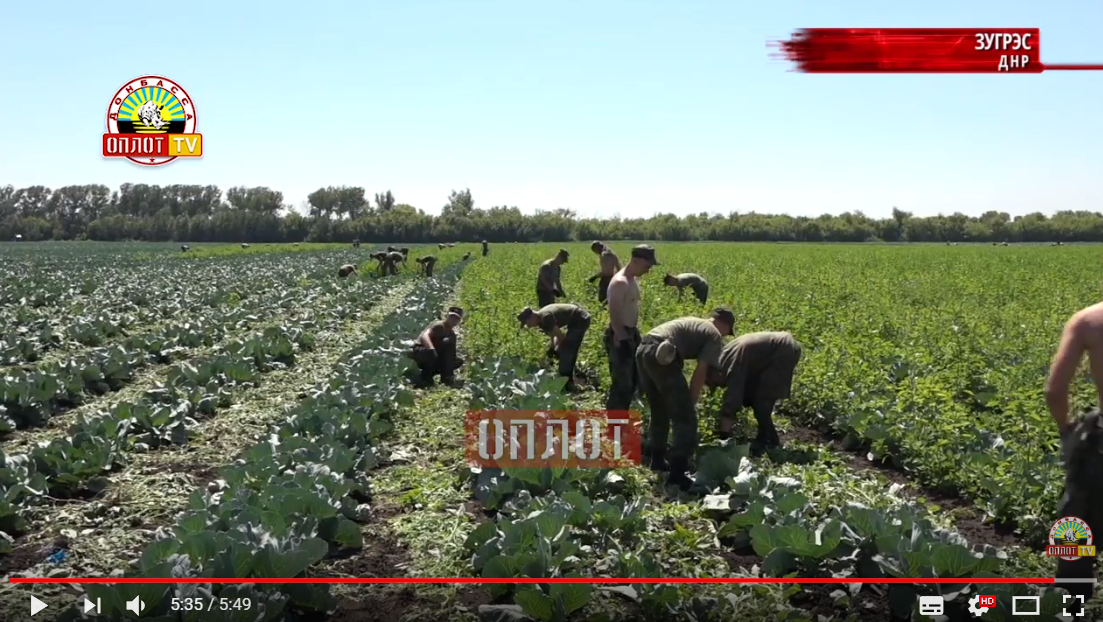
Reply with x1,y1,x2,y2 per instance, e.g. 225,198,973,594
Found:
409,307,465,386
519,303,592,391
605,245,660,411
663,273,709,304
536,249,569,308
416,255,438,277
636,308,734,489
1044,301,1103,613
706,331,802,452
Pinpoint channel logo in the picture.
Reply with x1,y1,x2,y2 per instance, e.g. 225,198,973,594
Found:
1046,516,1096,560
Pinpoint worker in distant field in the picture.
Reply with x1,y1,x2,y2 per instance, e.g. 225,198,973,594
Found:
462,252,471,261
706,331,802,452
369,252,388,276
536,249,569,308
410,306,465,386
353,239,361,248
636,308,734,489
518,303,591,392
482,240,489,257
337,264,358,278
605,245,659,412
416,255,437,277
587,241,621,304
1044,301,1103,613
663,273,709,304
386,250,405,274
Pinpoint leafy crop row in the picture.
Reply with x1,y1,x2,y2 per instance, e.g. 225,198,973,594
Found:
64,263,468,621
0,323,318,554
0,252,398,430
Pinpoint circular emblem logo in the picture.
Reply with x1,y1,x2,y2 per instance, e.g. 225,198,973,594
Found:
105,75,197,166
1049,516,1092,560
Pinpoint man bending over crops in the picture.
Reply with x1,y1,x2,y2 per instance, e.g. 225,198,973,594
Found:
636,308,733,489
416,255,437,277
536,249,569,308
1044,301,1103,611
337,264,358,278
410,307,465,386
605,245,659,412
707,331,802,453
385,251,405,275
519,303,592,392
663,273,709,305
587,241,621,304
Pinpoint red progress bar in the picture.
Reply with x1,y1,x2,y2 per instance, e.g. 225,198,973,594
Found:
8,578,1057,584
1043,64,1103,70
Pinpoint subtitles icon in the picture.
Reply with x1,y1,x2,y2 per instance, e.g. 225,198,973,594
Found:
1013,596,1040,615
918,595,944,615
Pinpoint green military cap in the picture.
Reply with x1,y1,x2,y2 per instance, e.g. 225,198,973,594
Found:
631,244,659,265
711,307,736,335
517,306,536,325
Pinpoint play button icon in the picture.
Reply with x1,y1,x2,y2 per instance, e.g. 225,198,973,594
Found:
30,595,48,616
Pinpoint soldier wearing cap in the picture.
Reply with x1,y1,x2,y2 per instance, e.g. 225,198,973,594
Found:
636,308,735,489
587,241,622,304
706,331,803,452
663,273,709,305
536,248,570,308
409,306,465,386
605,245,659,412
519,303,592,391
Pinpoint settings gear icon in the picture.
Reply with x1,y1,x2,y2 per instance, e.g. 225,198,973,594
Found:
967,594,990,617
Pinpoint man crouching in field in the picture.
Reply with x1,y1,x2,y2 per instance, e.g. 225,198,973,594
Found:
1044,301,1103,614
706,331,802,453
409,307,465,387
518,303,592,392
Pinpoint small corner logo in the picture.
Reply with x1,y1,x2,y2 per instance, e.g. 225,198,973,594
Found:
1046,515,1095,560
102,75,202,166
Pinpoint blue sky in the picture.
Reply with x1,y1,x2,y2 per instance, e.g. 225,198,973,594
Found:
0,1,1099,219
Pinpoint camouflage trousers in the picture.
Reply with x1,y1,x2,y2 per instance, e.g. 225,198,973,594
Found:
537,288,557,308
604,326,641,411
636,336,697,463
556,316,590,383
690,283,709,305
597,275,612,304
1056,409,1103,610
410,338,460,382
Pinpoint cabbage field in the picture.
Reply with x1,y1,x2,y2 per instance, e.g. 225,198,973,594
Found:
0,241,1097,622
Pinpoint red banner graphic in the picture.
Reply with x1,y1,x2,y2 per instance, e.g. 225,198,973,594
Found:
775,28,1042,73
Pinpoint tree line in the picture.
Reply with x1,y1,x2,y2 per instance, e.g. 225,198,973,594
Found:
1,183,1100,244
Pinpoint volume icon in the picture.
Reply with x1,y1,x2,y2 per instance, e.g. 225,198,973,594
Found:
125,596,146,616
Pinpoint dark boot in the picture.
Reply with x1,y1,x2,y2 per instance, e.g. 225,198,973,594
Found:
648,447,668,472
666,457,691,490
753,402,781,447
